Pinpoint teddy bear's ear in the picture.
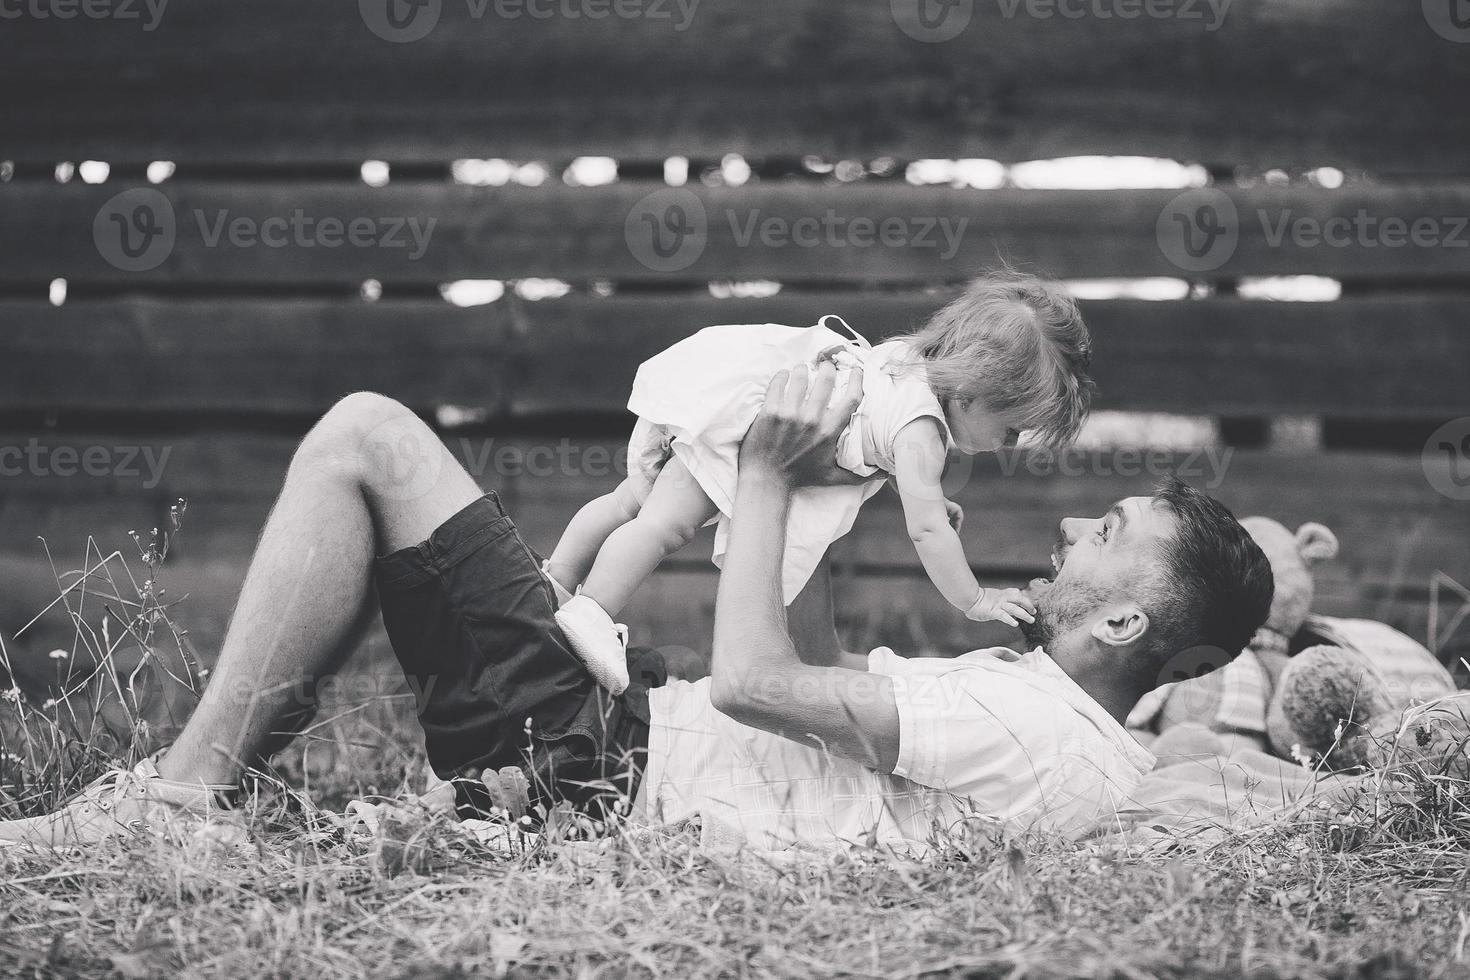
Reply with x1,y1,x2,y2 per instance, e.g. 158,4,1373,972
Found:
1295,522,1339,566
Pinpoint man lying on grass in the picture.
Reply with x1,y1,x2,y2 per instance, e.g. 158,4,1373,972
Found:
0,363,1272,851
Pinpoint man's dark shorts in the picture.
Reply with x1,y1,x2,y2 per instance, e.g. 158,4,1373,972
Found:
374,492,666,815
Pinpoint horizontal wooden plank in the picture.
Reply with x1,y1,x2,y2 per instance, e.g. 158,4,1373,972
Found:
23,471,1452,603
0,0,1467,170
7,183,1470,284
496,293,1470,420
3,294,1468,418
3,435,1464,594
492,445,1470,594
0,300,511,417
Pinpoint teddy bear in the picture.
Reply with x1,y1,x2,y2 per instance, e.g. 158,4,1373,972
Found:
1127,516,1458,771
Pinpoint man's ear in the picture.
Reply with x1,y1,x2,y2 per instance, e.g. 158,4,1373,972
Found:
1090,605,1150,648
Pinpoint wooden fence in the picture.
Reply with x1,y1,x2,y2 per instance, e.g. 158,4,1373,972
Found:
1,0,1468,670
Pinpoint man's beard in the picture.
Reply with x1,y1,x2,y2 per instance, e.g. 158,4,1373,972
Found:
1020,534,1106,651
1021,576,1109,651
1018,604,1053,649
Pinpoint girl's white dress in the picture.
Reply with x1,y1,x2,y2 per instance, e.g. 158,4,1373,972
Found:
626,317,952,603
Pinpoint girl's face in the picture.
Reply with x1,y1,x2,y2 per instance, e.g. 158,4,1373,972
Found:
944,397,1019,454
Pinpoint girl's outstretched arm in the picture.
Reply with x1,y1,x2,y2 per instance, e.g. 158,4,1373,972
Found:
892,419,1036,628
892,418,984,613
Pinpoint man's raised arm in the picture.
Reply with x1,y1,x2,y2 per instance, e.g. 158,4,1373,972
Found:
708,362,899,772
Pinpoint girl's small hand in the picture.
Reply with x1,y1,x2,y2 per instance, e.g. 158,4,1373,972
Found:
965,587,1037,628
944,499,964,532
814,344,847,367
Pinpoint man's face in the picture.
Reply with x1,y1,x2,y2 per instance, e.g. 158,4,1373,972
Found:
1021,496,1175,651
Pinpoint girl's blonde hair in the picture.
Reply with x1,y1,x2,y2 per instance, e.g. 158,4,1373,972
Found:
894,270,1095,450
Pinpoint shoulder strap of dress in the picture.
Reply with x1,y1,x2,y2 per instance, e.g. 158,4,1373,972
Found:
817,314,872,349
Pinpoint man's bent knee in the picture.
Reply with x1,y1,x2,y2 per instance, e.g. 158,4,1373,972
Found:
320,392,415,444
295,392,425,483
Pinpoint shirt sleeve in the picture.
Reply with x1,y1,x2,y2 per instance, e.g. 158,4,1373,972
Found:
886,667,1072,815
870,373,949,468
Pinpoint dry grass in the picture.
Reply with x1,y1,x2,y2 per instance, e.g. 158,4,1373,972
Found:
3,530,1470,979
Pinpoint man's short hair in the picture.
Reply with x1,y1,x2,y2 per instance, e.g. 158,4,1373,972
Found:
1142,477,1274,668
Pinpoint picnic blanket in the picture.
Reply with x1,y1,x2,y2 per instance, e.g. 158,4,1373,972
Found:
1083,723,1367,843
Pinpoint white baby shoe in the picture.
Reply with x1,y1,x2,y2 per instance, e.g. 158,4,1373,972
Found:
555,594,630,695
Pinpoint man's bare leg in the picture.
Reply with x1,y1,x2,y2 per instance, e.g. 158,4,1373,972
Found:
157,392,484,787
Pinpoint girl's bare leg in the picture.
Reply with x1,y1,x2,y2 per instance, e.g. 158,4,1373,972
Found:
578,457,717,616
545,477,646,593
